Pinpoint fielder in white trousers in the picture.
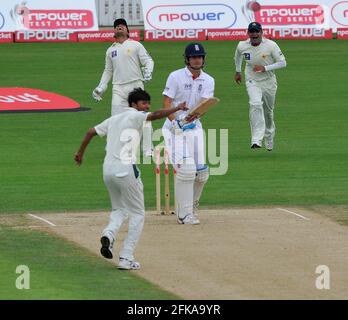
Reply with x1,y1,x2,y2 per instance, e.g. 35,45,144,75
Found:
246,77,277,148
102,163,144,263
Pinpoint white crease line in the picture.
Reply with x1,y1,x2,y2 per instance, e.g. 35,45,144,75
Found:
277,208,310,221
28,214,56,227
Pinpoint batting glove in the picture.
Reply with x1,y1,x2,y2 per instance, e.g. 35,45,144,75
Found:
92,87,103,102
172,119,196,133
180,120,197,131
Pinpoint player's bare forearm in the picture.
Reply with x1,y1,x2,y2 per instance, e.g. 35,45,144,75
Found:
147,103,188,121
163,96,176,121
74,128,97,166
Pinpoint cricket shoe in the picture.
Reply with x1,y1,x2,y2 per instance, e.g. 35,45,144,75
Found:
118,257,141,270
177,214,200,225
251,143,261,149
265,139,273,151
100,236,114,259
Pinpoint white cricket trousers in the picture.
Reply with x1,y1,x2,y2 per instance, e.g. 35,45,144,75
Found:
246,77,277,146
111,80,144,115
162,120,207,218
111,80,153,155
102,163,145,262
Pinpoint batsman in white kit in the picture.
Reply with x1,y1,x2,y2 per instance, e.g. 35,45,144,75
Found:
234,22,286,150
92,18,154,156
162,43,215,225
74,88,187,270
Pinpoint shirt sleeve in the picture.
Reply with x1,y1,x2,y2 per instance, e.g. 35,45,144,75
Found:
94,118,110,137
133,111,150,128
271,42,286,63
97,49,113,92
162,73,177,99
201,78,215,99
138,43,154,76
264,42,287,72
234,43,243,73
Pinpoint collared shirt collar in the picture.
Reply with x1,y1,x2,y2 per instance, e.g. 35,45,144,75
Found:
184,66,204,79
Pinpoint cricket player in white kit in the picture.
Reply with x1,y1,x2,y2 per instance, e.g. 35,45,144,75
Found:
92,18,154,155
75,88,187,270
162,43,215,225
234,22,286,150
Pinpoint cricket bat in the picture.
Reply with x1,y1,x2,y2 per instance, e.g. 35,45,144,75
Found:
180,97,220,125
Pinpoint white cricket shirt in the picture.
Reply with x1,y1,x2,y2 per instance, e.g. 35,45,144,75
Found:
98,39,154,90
234,38,286,81
162,67,215,120
94,108,149,165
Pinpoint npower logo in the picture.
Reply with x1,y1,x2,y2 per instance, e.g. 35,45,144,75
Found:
146,3,237,29
0,12,5,30
255,5,325,26
29,10,94,29
331,1,348,26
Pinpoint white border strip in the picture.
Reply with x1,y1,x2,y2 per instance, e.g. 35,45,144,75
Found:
277,208,310,221
28,214,56,227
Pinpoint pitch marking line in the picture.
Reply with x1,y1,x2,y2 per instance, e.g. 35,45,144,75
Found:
277,208,310,221
28,214,56,227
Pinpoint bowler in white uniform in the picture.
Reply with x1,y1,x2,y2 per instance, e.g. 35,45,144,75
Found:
75,88,187,270
234,22,286,150
162,43,215,225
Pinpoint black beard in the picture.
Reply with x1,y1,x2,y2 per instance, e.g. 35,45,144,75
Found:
251,38,262,46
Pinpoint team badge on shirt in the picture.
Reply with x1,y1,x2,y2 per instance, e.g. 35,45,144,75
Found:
111,50,117,58
244,53,251,60
198,84,203,92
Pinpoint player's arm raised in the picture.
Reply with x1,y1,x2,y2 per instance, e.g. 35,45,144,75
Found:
74,128,98,166
146,102,187,121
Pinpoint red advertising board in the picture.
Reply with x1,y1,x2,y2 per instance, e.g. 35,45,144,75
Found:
0,32,13,43
207,29,247,41
255,5,326,26
207,28,332,41
77,30,141,42
336,28,348,39
0,88,81,112
144,29,206,41
265,28,333,39
15,30,77,42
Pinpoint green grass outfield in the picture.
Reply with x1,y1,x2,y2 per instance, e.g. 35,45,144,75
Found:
0,40,347,299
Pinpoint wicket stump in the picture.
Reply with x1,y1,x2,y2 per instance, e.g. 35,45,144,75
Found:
155,147,176,215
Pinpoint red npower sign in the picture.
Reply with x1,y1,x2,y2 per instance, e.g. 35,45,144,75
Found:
15,30,77,42
337,28,348,39
144,29,206,41
0,32,14,43
254,5,325,25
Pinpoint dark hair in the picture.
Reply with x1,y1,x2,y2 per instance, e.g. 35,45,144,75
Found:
128,88,151,107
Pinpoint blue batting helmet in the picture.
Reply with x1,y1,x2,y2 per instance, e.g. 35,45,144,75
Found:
184,43,206,58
